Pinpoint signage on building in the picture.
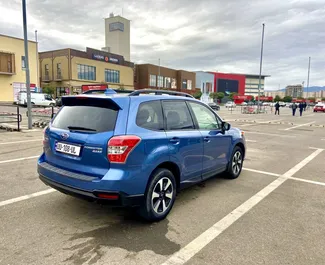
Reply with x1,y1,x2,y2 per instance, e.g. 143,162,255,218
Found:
234,95,251,100
187,80,192,90
92,54,119,64
171,78,177,89
256,96,273,101
81,84,108,92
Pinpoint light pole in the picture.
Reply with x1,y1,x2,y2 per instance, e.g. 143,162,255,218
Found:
35,30,39,89
22,0,32,129
306,57,311,100
257,23,265,111
158,58,161,89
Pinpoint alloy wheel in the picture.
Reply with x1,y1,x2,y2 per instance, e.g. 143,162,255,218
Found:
151,177,174,214
232,151,242,175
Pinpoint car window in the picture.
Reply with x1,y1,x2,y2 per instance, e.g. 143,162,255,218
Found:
188,102,221,130
136,101,164,130
52,105,118,133
162,101,195,130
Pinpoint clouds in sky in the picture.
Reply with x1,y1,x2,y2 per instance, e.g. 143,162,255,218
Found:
0,0,324,89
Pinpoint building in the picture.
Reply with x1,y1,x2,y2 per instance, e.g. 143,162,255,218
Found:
0,34,38,102
39,47,134,97
244,74,270,96
102,13,130,61
265,90,286,99
134,64,198,96
285,84,303,98
194,71,215,103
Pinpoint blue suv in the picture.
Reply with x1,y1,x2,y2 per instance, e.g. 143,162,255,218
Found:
38,90,246,221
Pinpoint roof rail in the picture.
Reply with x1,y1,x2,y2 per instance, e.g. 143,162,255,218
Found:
129,89,194,98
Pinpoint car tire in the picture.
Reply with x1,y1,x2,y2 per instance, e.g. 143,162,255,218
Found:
225,146,244,179
138,168,176,222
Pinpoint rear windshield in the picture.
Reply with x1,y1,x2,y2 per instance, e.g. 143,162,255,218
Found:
52,106,118,133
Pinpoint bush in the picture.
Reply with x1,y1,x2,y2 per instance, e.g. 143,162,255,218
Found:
193,91,202,99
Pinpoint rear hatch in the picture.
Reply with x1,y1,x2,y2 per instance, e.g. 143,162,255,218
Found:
43,96,125,179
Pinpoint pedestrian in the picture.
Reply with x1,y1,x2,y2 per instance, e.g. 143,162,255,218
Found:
299,102,304,116
275,102,280,115
292,102,297,116
303,101,307,111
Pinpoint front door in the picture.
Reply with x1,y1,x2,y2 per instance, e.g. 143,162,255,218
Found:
188,102,232,179
162,100,203,184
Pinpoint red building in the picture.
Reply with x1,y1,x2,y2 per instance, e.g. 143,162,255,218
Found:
209,72,246,95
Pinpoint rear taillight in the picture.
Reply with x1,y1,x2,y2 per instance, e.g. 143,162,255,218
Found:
43,127,49,146
107,135,141,163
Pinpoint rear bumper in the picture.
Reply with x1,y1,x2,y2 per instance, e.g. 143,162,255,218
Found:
39,174,144,207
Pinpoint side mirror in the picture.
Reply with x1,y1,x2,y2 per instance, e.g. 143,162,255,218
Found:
222,121,231,132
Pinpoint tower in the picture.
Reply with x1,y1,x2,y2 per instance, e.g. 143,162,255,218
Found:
103,13,130,61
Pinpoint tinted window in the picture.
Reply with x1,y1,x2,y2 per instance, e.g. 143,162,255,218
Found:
162,101,194,130
52,106,117,133
136,101,164,130
189,102,220,130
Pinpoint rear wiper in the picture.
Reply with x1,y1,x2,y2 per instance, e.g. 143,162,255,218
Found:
67,126,97,132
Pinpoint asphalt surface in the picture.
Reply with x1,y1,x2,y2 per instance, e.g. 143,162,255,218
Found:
0,106,325,265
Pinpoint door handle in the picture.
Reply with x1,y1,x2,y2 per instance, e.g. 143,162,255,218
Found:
169,137,180,144
204,136,211,143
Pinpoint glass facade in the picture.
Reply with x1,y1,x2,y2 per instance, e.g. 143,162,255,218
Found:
164,77,171,88
105,69,120,83
157,76,164,88
149,74,157,87
77,64,96,81
182,79,187,89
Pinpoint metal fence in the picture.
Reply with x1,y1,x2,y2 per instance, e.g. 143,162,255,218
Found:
27,106,59,128
0,104,22,131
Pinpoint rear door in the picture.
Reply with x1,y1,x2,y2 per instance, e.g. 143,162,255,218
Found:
44,97,123,178
162,100,203,184
188,101,232,179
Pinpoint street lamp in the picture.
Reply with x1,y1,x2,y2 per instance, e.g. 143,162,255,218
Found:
35,30,39,89
257,23,265,111
22,0,32,129
306,57,311,100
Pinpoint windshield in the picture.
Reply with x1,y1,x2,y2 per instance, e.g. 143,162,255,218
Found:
51,105,118,133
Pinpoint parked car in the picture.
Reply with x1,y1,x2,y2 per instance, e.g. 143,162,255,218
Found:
38,90,246,221
55,97,62,107
241,102,248,106
225,101,236,108
18,92,56,107
208,102,220,111
313,103,325,112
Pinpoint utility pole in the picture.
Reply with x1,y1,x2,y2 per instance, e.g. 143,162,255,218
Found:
35,30,39,89
158,58,161,89
257,23,265,112
22,0,32,129
306,57,311,100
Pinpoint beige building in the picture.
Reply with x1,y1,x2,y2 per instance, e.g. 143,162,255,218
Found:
244,74,270,96
39,47,134,97
285,84,303,98
303,90,325,100
102,13,130,61
265,90,286,98
0,34,38,102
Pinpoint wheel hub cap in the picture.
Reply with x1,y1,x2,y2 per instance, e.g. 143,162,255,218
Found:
151,177,173,214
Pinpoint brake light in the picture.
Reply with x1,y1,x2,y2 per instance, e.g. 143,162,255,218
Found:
96,193,119,200
43,127,49,145
107,135,141,163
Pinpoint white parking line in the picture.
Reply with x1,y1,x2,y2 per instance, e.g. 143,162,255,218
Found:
245,140,257,143
289,177,325,187
259,119,283,124
0,156,39,164
284,121,315,131
161,148,323,265
0,139,42,145
245,131,296,138
0,189,55,207
243,168,280,177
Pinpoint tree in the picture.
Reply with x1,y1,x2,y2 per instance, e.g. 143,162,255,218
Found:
209,92,218,100
250,95,255,101
274,95,282,102
283,96,292,102
308,97,316,102
229,92,238,101
322,98,325,102
42,85,55,95
193,91,202,99
216,92,225,101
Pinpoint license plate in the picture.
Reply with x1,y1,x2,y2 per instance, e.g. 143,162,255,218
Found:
55,142,81,156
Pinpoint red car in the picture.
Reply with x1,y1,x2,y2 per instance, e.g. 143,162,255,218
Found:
313,103,325,112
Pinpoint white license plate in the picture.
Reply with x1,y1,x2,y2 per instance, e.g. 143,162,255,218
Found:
55,142,81,156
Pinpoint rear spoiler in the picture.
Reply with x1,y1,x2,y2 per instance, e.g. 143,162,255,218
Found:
61,96,121,110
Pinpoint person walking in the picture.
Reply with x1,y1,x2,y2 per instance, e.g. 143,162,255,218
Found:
275,102,280,115
299,102,304,116
303,101,307,111
292,102,297,116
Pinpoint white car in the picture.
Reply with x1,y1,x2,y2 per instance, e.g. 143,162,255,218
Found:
18,92,56,107
225,101,236,108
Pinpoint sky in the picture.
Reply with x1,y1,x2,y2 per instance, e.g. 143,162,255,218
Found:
0,0,324,90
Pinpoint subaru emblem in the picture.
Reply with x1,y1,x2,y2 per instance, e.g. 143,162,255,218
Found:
61,133,69,140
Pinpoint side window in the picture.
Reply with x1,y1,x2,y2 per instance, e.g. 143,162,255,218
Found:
189,102,220,130
136,101,164,130
162,101,195,130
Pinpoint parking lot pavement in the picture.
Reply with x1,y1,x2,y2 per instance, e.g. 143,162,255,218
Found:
0,110,325,265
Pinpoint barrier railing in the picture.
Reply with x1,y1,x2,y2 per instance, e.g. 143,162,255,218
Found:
0,105,22,131
27,106,59,128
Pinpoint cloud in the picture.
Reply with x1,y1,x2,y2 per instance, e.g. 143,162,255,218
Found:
0,0,324,89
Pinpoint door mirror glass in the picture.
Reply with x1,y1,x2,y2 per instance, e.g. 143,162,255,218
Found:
222,121,231,131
